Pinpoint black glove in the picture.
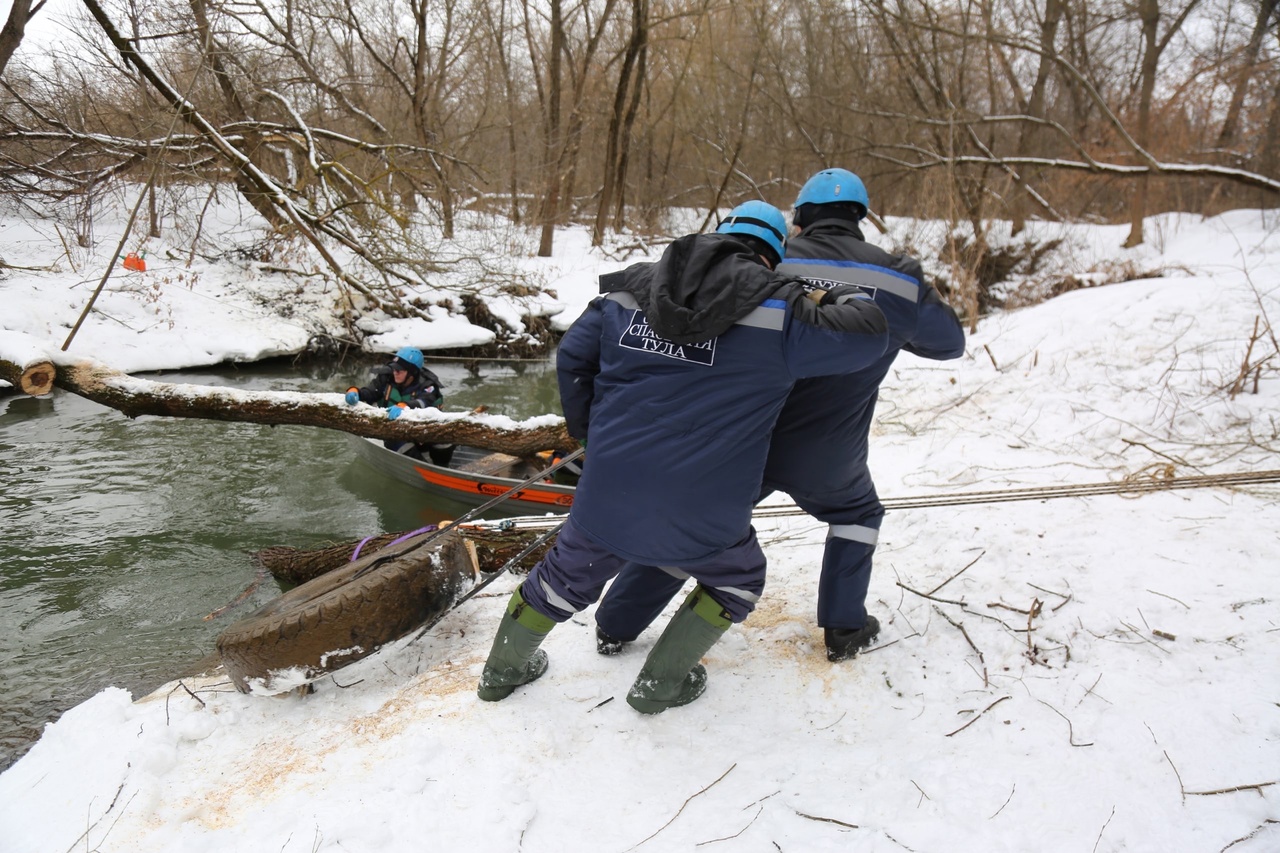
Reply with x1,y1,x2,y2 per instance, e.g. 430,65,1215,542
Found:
819,285,871,306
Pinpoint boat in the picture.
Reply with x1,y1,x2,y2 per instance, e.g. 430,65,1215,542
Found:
345,433,575,515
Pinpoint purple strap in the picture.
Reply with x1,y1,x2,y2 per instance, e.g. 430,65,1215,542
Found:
350,524,438,562
350,536,375,562
386,524,438,547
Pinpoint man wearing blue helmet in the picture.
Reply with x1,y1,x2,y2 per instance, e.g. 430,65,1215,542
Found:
344,346,454,466
476,200,891,713
595,168,965,662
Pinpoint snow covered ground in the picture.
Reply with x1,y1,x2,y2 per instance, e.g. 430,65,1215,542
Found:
1,201,1278,852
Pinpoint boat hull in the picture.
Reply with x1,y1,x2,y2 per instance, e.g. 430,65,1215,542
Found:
346,434,574,515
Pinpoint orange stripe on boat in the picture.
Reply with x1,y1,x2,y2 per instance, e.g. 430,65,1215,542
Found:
413,465,574,507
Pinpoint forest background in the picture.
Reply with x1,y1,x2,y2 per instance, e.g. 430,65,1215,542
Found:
2,0,1279,350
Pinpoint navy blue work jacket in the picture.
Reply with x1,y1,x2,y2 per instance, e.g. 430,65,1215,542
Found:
556,232,890,566
766,219,966,494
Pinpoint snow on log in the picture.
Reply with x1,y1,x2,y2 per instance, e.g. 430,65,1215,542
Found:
53,359,576,456
0,331,57,395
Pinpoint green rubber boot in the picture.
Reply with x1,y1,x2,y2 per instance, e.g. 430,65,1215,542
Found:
626,585,731,714
477,586,555,702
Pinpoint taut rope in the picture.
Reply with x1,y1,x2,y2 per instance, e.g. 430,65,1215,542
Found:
759,468,1280,516
466,468,1280,531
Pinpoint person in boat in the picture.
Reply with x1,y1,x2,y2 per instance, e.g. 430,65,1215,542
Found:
548,447,584,486
593,168,966,663
476,200,891,714
345,346,455,467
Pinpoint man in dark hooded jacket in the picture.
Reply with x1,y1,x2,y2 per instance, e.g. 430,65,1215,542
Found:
476,200,890,713
594,169,965,662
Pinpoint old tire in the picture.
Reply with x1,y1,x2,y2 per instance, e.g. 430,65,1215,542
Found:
217,529,477,694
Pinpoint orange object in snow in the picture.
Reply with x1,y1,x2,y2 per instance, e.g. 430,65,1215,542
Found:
123,252,147,272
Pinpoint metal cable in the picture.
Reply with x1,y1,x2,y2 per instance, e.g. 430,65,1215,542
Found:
758,468,1280,517
467,468,1280,530
411,519,567,642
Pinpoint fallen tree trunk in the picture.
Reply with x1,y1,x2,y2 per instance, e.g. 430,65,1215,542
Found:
0,355,54,396
255,523,556,586
53,359,575,455
0,330,57,395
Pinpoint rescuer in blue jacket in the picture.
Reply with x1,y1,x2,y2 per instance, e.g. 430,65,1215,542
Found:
344,346,455,466
595,169,966,662
476,200,890,713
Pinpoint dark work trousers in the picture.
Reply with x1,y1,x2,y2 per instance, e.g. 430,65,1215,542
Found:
519,517,766,625
596,478,883,640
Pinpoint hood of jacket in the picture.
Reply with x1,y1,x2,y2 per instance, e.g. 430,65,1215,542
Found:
613,233,783,344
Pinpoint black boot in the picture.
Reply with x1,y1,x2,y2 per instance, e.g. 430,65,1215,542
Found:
478,586,555,701
596,625,626,656
626,586,730,714
825,615,880,662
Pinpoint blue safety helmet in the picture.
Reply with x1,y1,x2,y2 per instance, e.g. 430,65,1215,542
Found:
793,168,869,220
715,200,788,264
391,346,425,371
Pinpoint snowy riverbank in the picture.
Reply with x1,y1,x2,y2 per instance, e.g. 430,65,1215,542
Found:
2,207,1278,851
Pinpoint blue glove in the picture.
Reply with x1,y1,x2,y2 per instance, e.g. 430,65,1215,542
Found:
388,405,405,420
345,390,359,405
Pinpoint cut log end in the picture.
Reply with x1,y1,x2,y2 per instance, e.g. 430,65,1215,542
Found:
19,362,55,396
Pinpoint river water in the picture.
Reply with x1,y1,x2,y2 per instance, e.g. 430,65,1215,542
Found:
0,357,560,771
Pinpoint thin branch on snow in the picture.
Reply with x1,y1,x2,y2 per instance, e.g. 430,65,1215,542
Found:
945,695,1010,737
1220,819,1280,852
1077,673,1112,708
163,680,206,726
61,782,135,853
897,582,965,606
794,810,859,830
1186,780,1277,797
1036,699,1093,747
1118,620,1173,656
1023,598,1046,665
741,791,780,810
960,604,1026,634
625,764,736,851
988,601,1033,615
816,712,846,731
1165,750,1188,802
1092,806,1116,853
695,804,763,846
1025,586,1072,608
988,784,1014,819
926,550,985,596
933,605,988,686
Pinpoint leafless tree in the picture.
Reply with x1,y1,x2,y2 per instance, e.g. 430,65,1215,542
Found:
1216,0,1280,150
1123,0,1203,247
591,0,647,246
531,0,623,256
0,0,46,78
2,0,1279,316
